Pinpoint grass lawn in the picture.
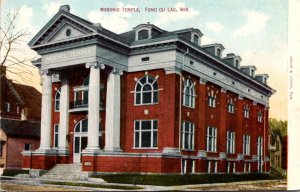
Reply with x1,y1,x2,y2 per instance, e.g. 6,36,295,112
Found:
93,173,283,186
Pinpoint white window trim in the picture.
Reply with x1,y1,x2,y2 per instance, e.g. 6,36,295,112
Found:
5,102,10,112
258,112,263,122
207,127,217,152
226,131,235,154
53,124,59,148
227,99,235,113
244,106,250,118
182,79,196,108
54,88,61,112
134,75,159,105
181,121,195,150
243,134,251,155
134,119,158,149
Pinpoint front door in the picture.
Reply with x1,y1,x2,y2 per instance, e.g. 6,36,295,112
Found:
73,119,88,163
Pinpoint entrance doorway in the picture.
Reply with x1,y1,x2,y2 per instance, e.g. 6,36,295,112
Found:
73,119,88,163
73,118,102,163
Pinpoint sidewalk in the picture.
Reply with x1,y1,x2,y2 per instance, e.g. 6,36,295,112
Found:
0,176,287,191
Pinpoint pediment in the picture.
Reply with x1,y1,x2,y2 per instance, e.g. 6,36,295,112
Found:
29,11,97,47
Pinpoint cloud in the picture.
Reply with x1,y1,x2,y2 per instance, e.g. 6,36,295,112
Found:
15,5,34,33
155,2,199,27
43,1,65,17
201,35,213,45
87,2,138,33
233,10,270,37
206,22,224,33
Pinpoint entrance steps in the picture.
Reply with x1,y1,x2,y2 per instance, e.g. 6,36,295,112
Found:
41,163,83,181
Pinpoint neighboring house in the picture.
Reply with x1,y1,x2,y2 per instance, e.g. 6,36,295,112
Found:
0,67,41,170
269,133,282,169
23,5,275,174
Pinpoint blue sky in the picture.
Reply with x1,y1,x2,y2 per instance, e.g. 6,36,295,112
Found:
1,0,288,120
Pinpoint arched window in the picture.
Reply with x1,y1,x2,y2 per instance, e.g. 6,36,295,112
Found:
135,75,158,105
216,48,222,57
55,88,61,111
138,29,149,40
208,90,216,107
183,79,195,108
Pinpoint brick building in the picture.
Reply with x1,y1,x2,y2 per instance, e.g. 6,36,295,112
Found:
0,67,41,170
23,5,275,174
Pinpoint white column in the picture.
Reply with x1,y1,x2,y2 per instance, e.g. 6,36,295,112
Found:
104,68,122,152
58,77,69,154
38,70,52,152
84,62,103,152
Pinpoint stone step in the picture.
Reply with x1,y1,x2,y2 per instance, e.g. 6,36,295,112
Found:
41,164,82,181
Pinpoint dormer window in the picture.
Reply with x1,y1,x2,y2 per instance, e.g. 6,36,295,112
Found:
193,34,199,45
216,49,222,58
235,60,239,68
263,77,267,84
138,29,149,40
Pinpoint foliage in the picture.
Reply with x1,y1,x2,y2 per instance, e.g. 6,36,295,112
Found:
269,118,287,137
2,169,29,176
94,173,281,186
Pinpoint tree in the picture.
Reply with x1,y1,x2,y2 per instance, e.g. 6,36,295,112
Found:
0,9,35,83
269,118,287,137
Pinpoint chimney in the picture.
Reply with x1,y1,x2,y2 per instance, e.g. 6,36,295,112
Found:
59,5,70,13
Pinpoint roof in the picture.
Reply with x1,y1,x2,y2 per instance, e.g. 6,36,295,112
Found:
0,74,41,119
0,118,40,138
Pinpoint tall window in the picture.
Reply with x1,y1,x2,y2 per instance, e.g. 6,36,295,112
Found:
181,121,195,150
4,102,10,112
207,127,217,152
134,120,158,148
208,91,216,107
226,131,235,154
244,105,250,118
183,79,195,108
216,48,221,57
227,98,235,113
54,88,61,111
243,134,251,155
54,124,59,148
258,111,263,122
257,136,263,172
135,75,158,105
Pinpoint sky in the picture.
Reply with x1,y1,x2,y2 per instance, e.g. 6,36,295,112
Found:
1,0,288,120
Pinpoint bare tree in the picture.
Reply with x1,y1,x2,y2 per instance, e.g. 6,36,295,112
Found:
0,9,36,83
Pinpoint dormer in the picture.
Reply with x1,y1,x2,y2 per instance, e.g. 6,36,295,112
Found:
256,74,269,84
173,28,203,46
241,66,257,78
222,53,242,69
202,43,225,58
134,22,164,41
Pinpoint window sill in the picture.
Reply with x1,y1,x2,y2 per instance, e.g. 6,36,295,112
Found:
182,105,195,109
208,106,216,108
181,149,195,152
134,103,158,106
132,147,159,150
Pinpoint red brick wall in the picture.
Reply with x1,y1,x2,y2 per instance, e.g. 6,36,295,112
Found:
6,137,39,169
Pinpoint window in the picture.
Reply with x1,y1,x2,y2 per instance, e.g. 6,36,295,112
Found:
206,127,217,152
4,102,10,112
135,75,159,105
181,122,195,150
227,99,235,113
0,142,3,157
54,124,59,148
193,34,199,45
54,88,61,111
208,91,216,107
138,29,149,40
244,105,250,118
235,60,239,68
226,131,235,154
24,143,32,151
258,112,263,122
207,160,218,173
227,162,231,173
134,120,158,148
243,134,251,155
216,48,221,57
183,79,195,108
